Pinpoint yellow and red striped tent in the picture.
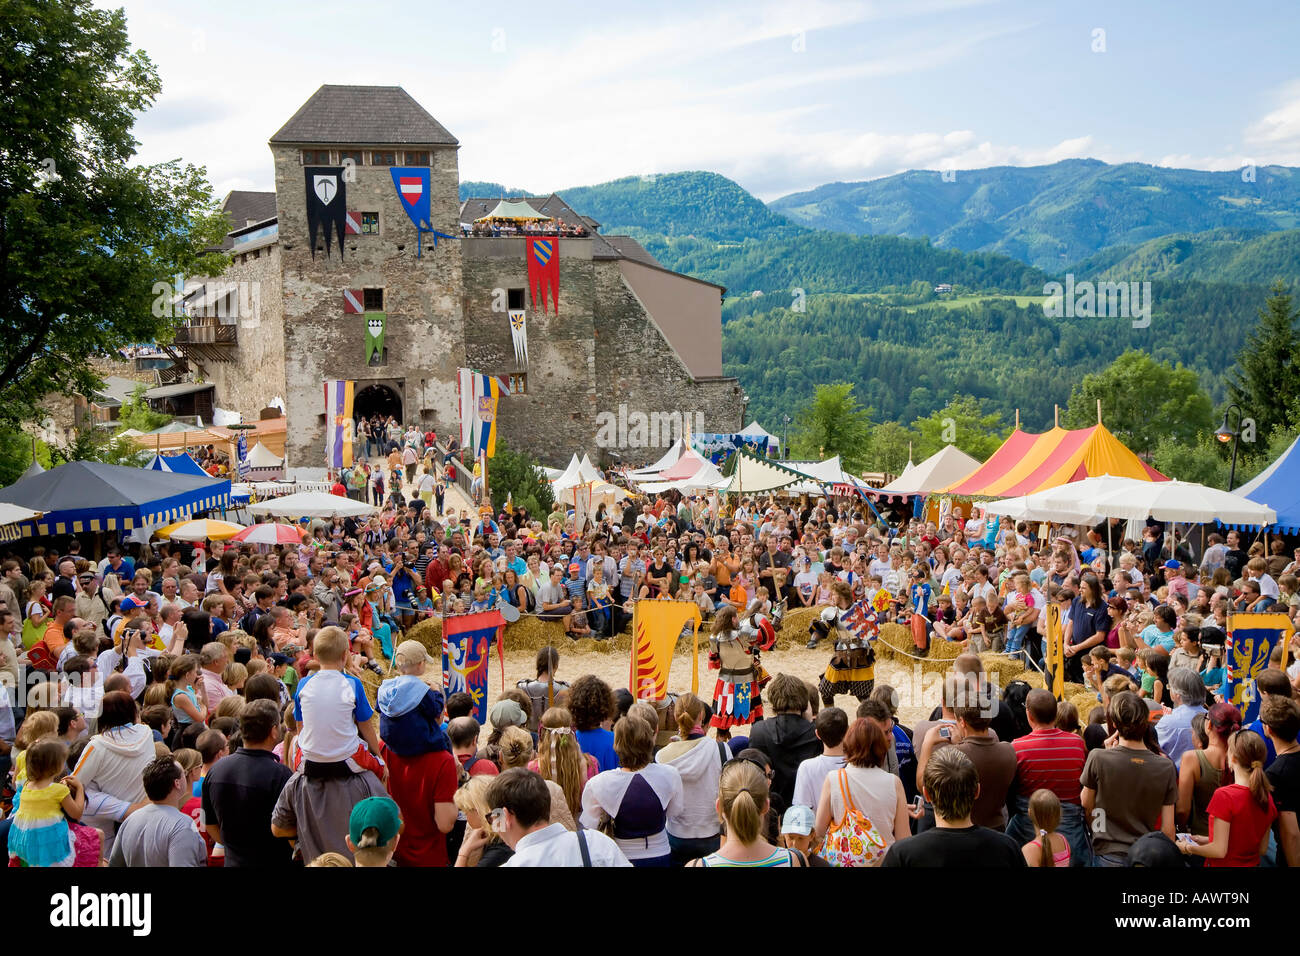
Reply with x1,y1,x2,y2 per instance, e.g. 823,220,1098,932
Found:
941,424,1165,497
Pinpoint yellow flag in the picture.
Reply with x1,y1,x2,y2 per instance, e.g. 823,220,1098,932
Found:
630,599,702,700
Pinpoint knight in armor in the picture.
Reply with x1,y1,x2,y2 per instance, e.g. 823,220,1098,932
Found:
810,580,876,707
707,604,774,729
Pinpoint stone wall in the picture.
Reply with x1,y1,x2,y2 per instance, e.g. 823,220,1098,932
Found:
460,242,744,468
274,144,463,467
462,238,597,465
201,244,286,419
591,260,745,469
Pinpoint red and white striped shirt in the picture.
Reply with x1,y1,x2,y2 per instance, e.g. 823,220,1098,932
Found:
1012,727,1087,804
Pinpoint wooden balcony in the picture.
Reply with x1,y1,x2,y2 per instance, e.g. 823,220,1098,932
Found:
170,322,237,362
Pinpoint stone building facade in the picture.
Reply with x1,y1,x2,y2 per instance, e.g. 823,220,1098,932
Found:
168,85,744,468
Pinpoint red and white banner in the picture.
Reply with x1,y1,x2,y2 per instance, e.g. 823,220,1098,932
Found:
344,210,361,235
342,289,363,314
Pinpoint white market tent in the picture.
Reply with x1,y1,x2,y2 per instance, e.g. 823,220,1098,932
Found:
247,491,377,519
474,199,551,221
637,459,726,494
740,420,781,449
552,454,626,509
721,450,823,495
780,456,868,496
874,444,983,500
626,440,688,480
981,474,1276,525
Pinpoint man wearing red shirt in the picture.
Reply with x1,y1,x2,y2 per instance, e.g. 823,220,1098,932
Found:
424,552,449,595
378,642,459,866
330,471,347,497
1008,688,1090,865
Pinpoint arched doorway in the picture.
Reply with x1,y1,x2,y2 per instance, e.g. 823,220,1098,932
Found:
353,383,402,424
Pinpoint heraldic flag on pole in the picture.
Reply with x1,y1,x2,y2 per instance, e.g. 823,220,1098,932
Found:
1225,612,1294,721
443,609,506,723
323,380,354,468
457,369,511,459
630,600,702,700
526,237,559,314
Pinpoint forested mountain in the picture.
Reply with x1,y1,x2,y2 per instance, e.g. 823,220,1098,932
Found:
457,165,1296,438
1067,228,1300,286
770,160,1300,270
723,281,1271,434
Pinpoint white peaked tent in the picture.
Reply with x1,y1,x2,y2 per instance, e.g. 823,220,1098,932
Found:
553,454,626,509
740,420,780,449
722,451,822,494
475,199,551,221
244,441,285,481
626,440,688,480
874,445,983,500
637,459,726,494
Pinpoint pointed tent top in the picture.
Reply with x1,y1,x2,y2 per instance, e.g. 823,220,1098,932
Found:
475,199,551,221
20,460,45,481
740,420,780,447
245,442,284,467
877,444,982,498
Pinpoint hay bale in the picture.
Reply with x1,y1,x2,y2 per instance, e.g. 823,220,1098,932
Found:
775,604,824,651
978,653,1026,687
1010,669,1045,689
874,622,959,674
1070,690,1102,720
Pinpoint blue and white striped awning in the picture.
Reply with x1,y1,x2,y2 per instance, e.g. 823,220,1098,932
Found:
0,460,229,538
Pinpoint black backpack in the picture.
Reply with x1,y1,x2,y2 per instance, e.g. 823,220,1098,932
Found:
1001,680,1033,740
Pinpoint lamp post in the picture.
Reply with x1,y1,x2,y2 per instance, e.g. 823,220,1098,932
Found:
782,414,791,461
1214,403,1244,491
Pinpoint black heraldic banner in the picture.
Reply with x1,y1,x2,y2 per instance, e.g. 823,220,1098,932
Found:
305,166,347,259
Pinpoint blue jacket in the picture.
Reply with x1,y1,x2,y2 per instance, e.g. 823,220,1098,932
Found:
377,675,450,757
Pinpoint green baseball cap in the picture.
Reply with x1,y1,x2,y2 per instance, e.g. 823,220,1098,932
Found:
349,796,402,846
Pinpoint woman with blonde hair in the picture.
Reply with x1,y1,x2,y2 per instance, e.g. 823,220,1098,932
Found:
656,691,729,865
689,759,808,867
453,775,513,867
498,725,576,830
528,706,597,818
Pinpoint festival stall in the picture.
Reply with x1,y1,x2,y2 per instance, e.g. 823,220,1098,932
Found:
0,503,42,544
625,440,689,480
1229,434,1300,534
146,452,211,477
872,444,983,502
0,460,230,538
242,442,285,481
941,423,1165,497
719,449,824,495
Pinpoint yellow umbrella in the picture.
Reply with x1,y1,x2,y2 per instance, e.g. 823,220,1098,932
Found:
154,518,245,541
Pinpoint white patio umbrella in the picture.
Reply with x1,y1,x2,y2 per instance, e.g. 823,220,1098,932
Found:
247,491,377,519
1084,479,1277,525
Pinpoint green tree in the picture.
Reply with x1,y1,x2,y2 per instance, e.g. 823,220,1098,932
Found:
912,395,1009,461
488,439,554,518
0,426,52,486
1150,434,1230,489
790,383,873,471
117,386,171,434
0,0,229,425
1226,281,1300,442
1063,350,1213,456
868,421,915,474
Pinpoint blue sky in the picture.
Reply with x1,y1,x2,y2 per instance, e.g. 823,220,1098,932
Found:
114,0,1300,201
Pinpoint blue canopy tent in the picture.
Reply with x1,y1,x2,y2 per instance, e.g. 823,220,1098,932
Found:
0,460,229,538
1229,434,1300,534
146,452,211,478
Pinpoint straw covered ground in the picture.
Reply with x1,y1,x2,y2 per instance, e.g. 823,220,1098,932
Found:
354,605,1099,734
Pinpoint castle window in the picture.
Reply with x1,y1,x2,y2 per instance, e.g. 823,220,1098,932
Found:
507,288,525,310
508,373,527,394
363,288,384,311
301,149,331,165
339,149,364,167
370,150,396,166
369,347,387,368
361,212,380,235
404,151,430,166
